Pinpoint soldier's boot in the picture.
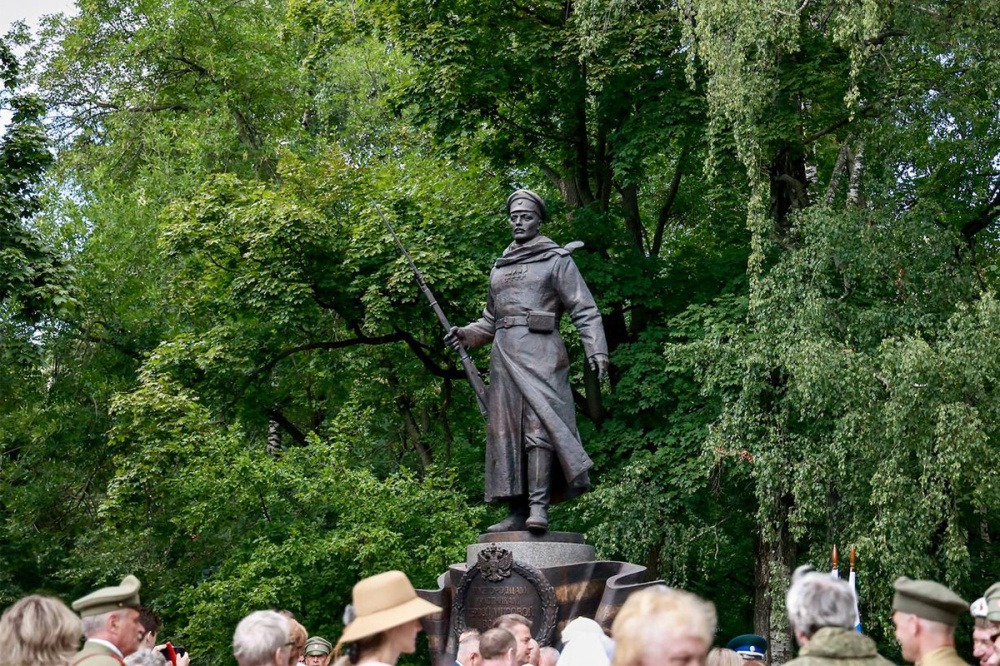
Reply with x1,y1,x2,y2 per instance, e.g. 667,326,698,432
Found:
525,447,551,533
486,498,528,533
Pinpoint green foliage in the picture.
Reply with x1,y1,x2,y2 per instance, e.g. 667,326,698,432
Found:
3,0,1000,663
72,371,481,663
0,40,74,325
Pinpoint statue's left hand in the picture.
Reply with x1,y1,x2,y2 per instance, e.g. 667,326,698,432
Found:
589,353,609,380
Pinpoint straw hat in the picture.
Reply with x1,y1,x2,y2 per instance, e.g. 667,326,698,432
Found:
338,571,441,644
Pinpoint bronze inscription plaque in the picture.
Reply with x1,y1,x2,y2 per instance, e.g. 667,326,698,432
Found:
452,544,557,644
465,570,542,630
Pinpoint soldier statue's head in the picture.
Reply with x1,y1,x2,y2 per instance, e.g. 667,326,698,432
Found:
506,189,547,245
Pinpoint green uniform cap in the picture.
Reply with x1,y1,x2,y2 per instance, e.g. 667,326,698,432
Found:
892,577,967,625
72,575,142,618
971,597,989,628
303,636,333,656
984,582,1000,621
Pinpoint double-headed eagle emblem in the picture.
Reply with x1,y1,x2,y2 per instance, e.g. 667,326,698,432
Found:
478,544,514,583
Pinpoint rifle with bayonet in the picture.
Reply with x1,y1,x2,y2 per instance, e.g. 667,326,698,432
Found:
374,203,490,422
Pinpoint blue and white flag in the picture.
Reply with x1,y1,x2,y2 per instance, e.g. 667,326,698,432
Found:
848,566,862,633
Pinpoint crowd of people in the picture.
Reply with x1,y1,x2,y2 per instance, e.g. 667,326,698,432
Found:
1,565,998,666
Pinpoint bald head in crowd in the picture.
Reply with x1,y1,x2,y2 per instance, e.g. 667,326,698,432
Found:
480,628,517,666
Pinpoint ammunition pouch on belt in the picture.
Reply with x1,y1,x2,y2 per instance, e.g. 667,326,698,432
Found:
498,311,557,333
527,310,556,333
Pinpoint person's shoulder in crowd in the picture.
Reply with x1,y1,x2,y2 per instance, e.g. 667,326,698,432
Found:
786,627,897,666
919,646,968,666
72,640,127,666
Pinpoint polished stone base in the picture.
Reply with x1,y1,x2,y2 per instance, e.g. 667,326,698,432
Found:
467,530,595,568
417,531,660,666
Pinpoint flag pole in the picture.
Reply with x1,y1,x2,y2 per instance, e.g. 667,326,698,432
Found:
849,546,862,633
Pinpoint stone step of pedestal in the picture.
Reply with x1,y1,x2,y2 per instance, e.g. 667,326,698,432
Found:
478,530,585,544
467,531,595,568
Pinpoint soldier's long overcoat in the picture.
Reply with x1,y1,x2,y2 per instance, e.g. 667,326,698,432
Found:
462,235,608,503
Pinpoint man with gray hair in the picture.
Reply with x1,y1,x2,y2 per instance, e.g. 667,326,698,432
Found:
784,565,893,666
233,610,291,666
538,646,560,666
456,628,482,666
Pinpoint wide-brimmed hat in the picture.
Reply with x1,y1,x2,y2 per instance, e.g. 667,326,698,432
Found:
337,571,441,644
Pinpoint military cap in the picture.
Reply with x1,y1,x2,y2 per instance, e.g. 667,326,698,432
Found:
303,636,332,656
984,582,1000,622
892,576,967,625
72,575,142,618
726,634,768,661
971,597,990,628
506,189,548,221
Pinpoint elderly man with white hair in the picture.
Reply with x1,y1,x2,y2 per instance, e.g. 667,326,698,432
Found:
784,565,893,666
233,610,292,666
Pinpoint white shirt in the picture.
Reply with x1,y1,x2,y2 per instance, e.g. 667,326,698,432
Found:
87,638,125,659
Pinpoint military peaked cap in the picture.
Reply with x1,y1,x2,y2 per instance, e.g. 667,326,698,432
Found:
506,189,548,221
726,634,768,661
892,576,967,625
984,582,1000,621
304,636,333,656
971,597,990,627
72,575,142,617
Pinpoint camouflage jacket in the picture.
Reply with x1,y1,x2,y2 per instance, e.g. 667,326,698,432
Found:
786,627,897,666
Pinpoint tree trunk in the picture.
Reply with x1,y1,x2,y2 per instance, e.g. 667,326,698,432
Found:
846,142,865,208
824,138,852,207
769,147,810,234
266,419,282,457
753,496,796,666
621,182,645,253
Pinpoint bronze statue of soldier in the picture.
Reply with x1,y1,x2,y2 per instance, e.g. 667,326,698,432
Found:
447,189,609,533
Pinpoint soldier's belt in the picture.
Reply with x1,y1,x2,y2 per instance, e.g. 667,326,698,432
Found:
499,311,556,333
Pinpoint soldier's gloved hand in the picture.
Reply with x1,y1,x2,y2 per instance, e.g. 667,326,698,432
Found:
444,326,466,351
589,353,609,380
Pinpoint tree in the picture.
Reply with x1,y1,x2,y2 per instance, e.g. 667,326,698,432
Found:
4,1,1000,663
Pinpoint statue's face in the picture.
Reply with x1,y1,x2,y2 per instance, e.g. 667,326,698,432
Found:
509,199,542,244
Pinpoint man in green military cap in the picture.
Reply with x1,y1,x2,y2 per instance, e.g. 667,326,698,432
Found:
983,584,1000,666
70,575,143,666
303,636,333,666
984,582,1000,627
891,576,968,666
971,595,997,666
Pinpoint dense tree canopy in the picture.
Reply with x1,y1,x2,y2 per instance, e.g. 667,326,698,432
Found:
2,0,1000,663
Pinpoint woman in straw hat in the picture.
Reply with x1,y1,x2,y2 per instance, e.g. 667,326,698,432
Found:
335,571,441,666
